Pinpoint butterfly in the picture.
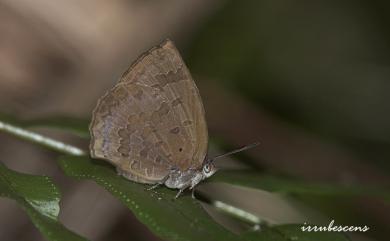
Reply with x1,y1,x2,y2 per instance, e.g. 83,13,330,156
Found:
89,39,258,198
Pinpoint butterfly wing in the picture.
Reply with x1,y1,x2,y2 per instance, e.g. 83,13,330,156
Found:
90,40,208,183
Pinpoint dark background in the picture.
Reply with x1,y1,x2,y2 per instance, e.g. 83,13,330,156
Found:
0,0,389,241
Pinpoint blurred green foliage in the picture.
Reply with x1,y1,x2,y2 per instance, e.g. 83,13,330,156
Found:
186,0,390,171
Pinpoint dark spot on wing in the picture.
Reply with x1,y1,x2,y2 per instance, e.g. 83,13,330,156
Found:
171,98,182,107
140,147,148,158
118,128,127,138
118,146,130,157
134,89,144,100
155,155,163,164
183,120,193,126
170,127,180,134
155,68,186,87
157,102,170,116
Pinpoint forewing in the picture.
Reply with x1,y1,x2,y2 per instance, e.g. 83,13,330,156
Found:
90,40,208,183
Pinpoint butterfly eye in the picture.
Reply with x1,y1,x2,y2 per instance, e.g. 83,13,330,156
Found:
204,164,211,173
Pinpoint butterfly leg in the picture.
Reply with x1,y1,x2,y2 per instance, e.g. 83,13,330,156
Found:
147,183,162,191
189,185,197,199
174,188,186,199
147,175,169,191
191,188,196,199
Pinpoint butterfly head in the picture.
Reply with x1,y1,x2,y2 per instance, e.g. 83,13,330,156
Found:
201,160,218,179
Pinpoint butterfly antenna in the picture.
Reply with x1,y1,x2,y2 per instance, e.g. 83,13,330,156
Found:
210,142,260,161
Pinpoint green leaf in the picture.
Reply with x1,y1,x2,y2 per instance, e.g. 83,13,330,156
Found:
0,162,87,241
58,155,243,241
212,171,390,201
58,155,351,241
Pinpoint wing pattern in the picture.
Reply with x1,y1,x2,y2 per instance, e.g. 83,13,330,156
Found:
90,40,208,183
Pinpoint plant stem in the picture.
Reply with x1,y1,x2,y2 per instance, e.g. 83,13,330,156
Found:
195,189,264,227
213,200,262,226
0,120,86,156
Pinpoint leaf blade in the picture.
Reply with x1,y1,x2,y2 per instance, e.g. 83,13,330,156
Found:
0,162,88,241
59,155,241,241
58,155,352,241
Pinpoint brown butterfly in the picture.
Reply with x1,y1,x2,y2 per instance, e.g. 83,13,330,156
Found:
89,39,258,198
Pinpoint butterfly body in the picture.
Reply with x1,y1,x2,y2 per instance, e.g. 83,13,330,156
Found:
164,161,217,189
89,39,216,197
